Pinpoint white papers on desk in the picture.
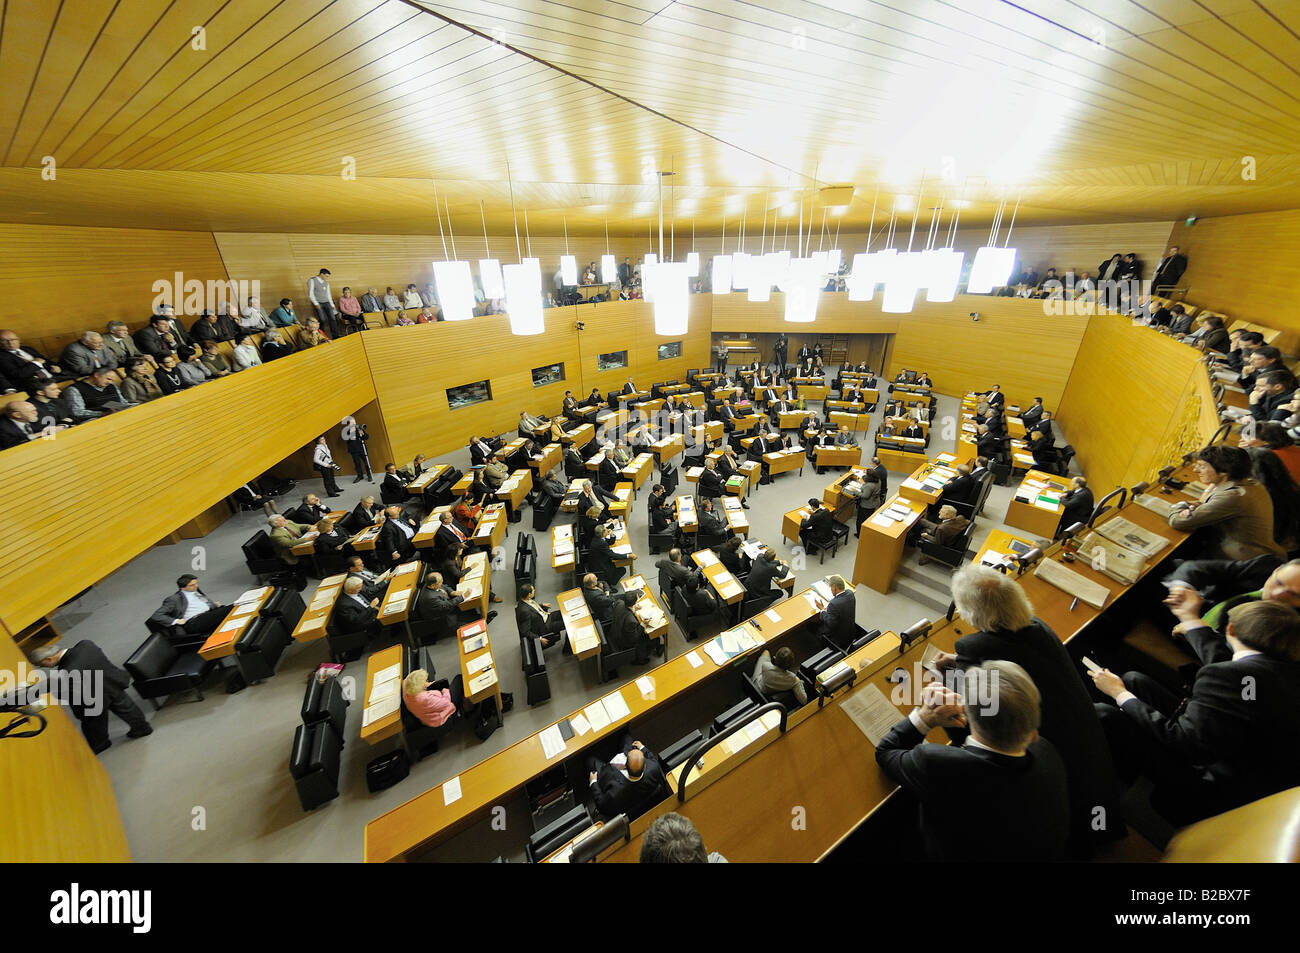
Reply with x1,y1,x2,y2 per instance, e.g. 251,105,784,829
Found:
362,693,400,727
371,676,400,702
463,633,488,653
583,700,611,732
383,595,407,614
635,676,655,698
468,669,498,694
936,452,956,463
703,639,729,666
716,573,743,600
321,573,347,586
227,601,258,619
570,625,599,655
466,653,493,676
563,596,586,613
788,443,803,453
298,616,325,633
720,631,739,654
373,663,401,686
602,690,631,723
685,650,703,668
803,590,824,611
869,512,897,528
765,608,782,624
887,503,913,520
1033,498,1060,511
235,586,269,604
539,724,566,760
840,683,903,746
397,560,420,574
695,549,719,566
1093,515,1170,558
1079,532,1147,585
553,539,574,556
309,588,339,610
611,544,633,556
443,776,462,806
1033,558,1109,609
980,550,1013,570
570,713,592,736
901,478,924,490
1133,493,1175,518
217,616,245,634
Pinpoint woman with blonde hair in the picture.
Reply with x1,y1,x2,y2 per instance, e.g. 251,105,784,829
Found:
401,669,464,727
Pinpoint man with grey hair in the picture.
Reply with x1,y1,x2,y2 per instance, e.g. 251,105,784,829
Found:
103,321,145,368
31,640,151,754
639,812,727,863
60,331,110,377
0,399,44,449
814,574,856,650
876,660,1069,861
268,514,312,566
933,565,1119,857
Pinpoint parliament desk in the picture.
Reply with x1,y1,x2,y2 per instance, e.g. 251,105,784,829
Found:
954,431,978,464
660,383,691,396
632,398,664,417
1010,442,1038,474
874,443,927,473
897,455,960,506
496,469,534,516
731,413,764,436
675,495,698,534
585,450,606,473
412,506,453,548
620,574,669,645
691,421,724,446
557,587,602,661
677,391,706,408
551,523,575,575
763,448,806,480
812,445,862,471
499,438,528,468
839,386,880,405
692,548,747,615
1003,469,1069,539
781,504,813,546
1008,416,1026,439
595,409,630,434
564,423,595,450
823,467,868,513
470,502,508,552
828,411,873,433
777,410,808,429
362,576,846,861
292,573,347,642
711,386,744,403
378,560,422,630
457,550,492,619
457,618,503,710
825,399,866,414
721,496,749,537
609,482,634,520
405,464,450,497
288,510,349,559
451,471,473,497
739,537,797,594
560,478,588,513
794,382,829,400
359,644,405,745
609,518,636,568
651,433,684,465
884,415,930,438
732,460,761,494
348,522,383,553
621,452,655,490
852,494,927,593
971,528,1038,572
198,587,275,661
528,443,561,478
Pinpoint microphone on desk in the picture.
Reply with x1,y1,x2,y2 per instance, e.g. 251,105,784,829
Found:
1015,548,1044,575
898,618,932,655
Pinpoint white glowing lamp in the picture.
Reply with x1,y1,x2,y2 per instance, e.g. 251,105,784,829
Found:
712,254,733,293
783,258,823,323
432,260,475,321
826,249,842,274
747,254,772,302
478,259,504,299
559,255,578,286
924,249,965,303
731,252,751,290
881,251,924,313
686,252,700,277
504,259,544,335
653,262,690,335
600,254,617,284
967,246,1017,294
846,253,875,301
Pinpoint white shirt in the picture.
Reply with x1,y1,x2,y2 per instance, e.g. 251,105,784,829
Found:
308,275,331,306
181,589,212,620
313,444,334,468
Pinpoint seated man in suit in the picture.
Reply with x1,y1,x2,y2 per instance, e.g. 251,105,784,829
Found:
746,547,789,600
697,458,724,499
902,420,925,440
715,398,738,434
876,661,1070,861
834,423,855,447
1055,476,1094,536
697,497,727,538
937,464,975,509
267,514,313,567
417,569,494,628
562,390,579,416
1028,411,1054,441
1248,369,1298,422
516,582,563,649
148,574,228,640
288,492,330,526
563,444,586,479
377,505,418,567
1028,430,1058,470
582,572,639,622
352,494,382,529
468,434,498,466
969,455,992,484
911,504,970,552
1020,397,1045,427
333,577,382,640
982,384,1006,411
799,499,835,554
0,330,62,388
432,511,469,555
346,555,390,601
753,647,808,709
1090,600,1300,825
975,423,1003,460
597,445,621,491
518,410,547,438
380,463,410,504
815,574,856,648
655,547,700,596
768,396,794,425
0,400,46,448
481,453,510,492
312,518,351,561
588,520,631,587
588,736,667,820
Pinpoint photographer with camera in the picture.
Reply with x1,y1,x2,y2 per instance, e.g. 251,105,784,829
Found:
312,435,342,497
342,416,372,483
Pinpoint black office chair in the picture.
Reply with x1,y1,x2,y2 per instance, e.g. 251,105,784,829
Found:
739,587,781,621
124,633,214,709
917,521,977,570
234,614,291,683
301,674,349,738
670,587,720,642
520,635,552,706
242,530,281,579
596,618,645,682
801,529,842,564
289,720,343,812
324,619,373,664
525,803,595,863
399,678,456,762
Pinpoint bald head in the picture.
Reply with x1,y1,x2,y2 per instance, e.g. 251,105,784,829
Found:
5,400,37,422
626,749,645,778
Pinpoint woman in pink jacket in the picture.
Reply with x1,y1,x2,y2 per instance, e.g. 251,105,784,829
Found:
401,669,463,727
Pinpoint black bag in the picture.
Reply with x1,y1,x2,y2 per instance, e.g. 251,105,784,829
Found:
660,463,678,494
474,697,502,740
365,749,410,792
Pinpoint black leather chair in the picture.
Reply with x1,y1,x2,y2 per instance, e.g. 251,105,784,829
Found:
301,674,349,737
739,587,780,620
289,720,342,811
324,619,372,664
660,729,705,772
526,803,595,863
235,614,291,683
242,530,282,579
648,526,676,555
124,633,214,709
597,618,646,682
520,635,552,706
918,520,977,569
399,678,456,762
406,599,456,648
145,617,206,654
711,697,759,736
671,587,719,641
261,587,306,633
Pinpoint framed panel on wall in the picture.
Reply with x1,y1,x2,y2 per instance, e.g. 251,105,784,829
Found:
447,380,492,409
531,363,565,387
597,351,627,371
657,341,682,360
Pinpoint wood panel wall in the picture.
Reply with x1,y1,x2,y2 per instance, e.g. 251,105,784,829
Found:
1168,208,1300,351
0,224,231,355
1056,316,1212,495
0,336,379,633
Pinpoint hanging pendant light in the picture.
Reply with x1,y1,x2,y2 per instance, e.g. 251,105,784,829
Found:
600,218,616,284
653,262,690,335
504,258,543,334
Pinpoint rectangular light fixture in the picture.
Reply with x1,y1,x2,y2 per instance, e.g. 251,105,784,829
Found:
560,254,578,286
686,251,700,277
783,257,822,323
479,258,504,299
503,259,544,335
600,254,616,284
711,254,732,293
433,260,475,321
653,262,690,335
731,251,750,290
847,253,874,301
968,246,1017,294
924,249,965,303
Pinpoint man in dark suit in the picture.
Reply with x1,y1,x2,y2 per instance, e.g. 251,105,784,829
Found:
588,522,628,587
32,640,152,754
982,385,1005,411
0,330,61,387
0,400,43,448
937,464,976,508
581,572,625,622
1151,245,1188,292
745,547,788,599
968,455,991,484
468,435,497,466
346,555,389,601
1029,411,1054,441
876,660,1070,861
697,459,724,499
333,577,381,640
697,497,726,537
975,424,1003,460
598,449,621,491
352,495,382,529
588,735,666,820
377,505,417,567
148,574,228,639
1249,369,1298,422
902,421,924,440
868,456,888,498
287,492,330,526
1092,600,1300,824
716,399,737,435
617,257,632,287
1020,397,1045,428
1056,477,1094,536
799,499,834,554
433,512,468,555
656,548,700,594
132,314,180,362
815,574,856,648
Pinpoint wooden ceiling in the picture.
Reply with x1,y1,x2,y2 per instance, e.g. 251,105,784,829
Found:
0,0,1298,235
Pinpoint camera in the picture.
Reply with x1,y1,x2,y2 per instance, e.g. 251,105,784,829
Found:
575,321,586,331
969,312,980,322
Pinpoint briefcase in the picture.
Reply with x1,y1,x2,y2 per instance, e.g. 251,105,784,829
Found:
365,750,410,792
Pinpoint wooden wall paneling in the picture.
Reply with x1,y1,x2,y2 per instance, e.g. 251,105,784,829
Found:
1056,316,1204,496
0,224,232,349
0,336,377,633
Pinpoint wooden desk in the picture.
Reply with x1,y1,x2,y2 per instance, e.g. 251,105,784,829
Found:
762,448,806,479
406,463,450,496
561,478,588,513
1008,416,1026,439
496,469,533,513
457,618,502,709
812,445,861,470
595,409,630,437
198,587,274,660
885,415,930,437
874,445,928,473
675,494,698,533
359,644,405,745
292,574,347,642
412,506,453,548
621,452,654,490
825,399,866,414
1004,469,1069,539
692,548,747,609
564,423,595,449
557,587,602,660
972,528,1038,571
451,471,473,497
721,495,749,537
651,433,684,465
551,523,576,574
678,391,706,408
456,550,491,619
794,383,828,400
690,421,724,446
528,443,561,477
470,503,508,551
852,494,926,593
609,482,635,520
378,561,422,626
823,467,868,512
349,522,383,552
632,398,664,417
621,574,669,643
777,410,807,429
781,504,812,545
898,455,960,506
828,411,873,433
731,461,760,494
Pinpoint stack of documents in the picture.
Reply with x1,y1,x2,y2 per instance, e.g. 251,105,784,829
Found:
1133,493,1175,517
1078,532,1147,585
1033,558,1110,608
1093,516,1170,557
235,586,269,604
